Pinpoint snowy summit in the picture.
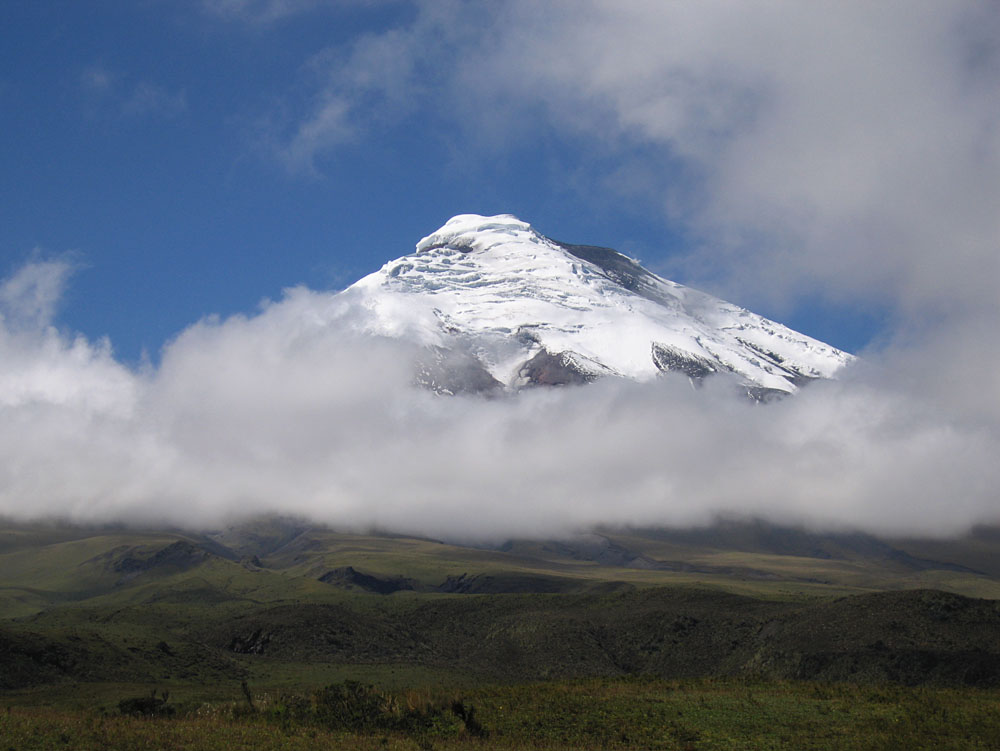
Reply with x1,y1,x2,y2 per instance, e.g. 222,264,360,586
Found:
347,214,852,397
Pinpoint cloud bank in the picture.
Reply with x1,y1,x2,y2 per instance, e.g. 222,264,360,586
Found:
0,257,997,540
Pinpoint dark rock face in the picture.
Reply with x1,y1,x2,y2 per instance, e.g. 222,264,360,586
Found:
516,349,597,386
650,342,721,381
414,346,503,395
650,342,801,403
319,566,416,595
742,385,789,403
553,241,665,304
735,337,821,389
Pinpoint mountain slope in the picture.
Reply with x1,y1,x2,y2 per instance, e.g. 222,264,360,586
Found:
346,214,852,395
4,518,1000,696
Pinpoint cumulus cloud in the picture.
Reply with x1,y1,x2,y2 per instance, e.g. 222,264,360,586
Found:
489,1,1000,324
0,258,997,539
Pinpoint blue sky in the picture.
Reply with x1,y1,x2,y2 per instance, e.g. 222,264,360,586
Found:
0,1,906,362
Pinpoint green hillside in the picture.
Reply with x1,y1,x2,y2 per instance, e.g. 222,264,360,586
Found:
4,517,1000,748
1,516,999,701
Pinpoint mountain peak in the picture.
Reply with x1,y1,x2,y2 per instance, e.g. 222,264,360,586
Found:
348,215,853,396
415,213,537,255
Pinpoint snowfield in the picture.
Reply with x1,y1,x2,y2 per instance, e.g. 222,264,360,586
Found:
347,214,853,395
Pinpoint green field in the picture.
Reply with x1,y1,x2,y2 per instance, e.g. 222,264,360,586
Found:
4,678,1000,750
3,516,1000,748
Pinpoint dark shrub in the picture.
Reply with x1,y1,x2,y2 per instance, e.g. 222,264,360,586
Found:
311,680,398,731
305,681,486,739
118,689,174,717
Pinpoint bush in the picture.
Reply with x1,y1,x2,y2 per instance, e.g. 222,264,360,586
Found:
302,680,487,739
312,680,398,731
118,689,175,717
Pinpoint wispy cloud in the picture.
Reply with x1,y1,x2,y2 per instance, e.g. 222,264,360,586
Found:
264,0,484,173
265,1,999,322
122,82,187,118
0,254,77,331
80,65,187,120
200,0,397,25
201,0,324,24
275,95,355,175
80,65,115,95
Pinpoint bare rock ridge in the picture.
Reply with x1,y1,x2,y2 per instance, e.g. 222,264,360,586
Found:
346,214,853,396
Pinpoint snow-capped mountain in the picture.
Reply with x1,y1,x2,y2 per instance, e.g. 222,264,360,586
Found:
346,214,852,397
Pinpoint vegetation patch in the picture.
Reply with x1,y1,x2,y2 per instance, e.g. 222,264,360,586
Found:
118,689,175,717
318,566,416,594
3,678,1000,750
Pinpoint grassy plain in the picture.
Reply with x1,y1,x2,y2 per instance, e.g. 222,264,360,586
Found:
4,678,1000,750
3,517,1000,748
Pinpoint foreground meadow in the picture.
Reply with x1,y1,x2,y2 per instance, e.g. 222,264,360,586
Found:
3,677,999,750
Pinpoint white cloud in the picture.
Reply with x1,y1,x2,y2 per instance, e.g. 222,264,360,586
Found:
500,2,1000,320
267,0,487,173
0,259,136,423
270,1,999,319
258,1,1000,485
0,259,997,538
0,255,76,331
277,96,355,175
